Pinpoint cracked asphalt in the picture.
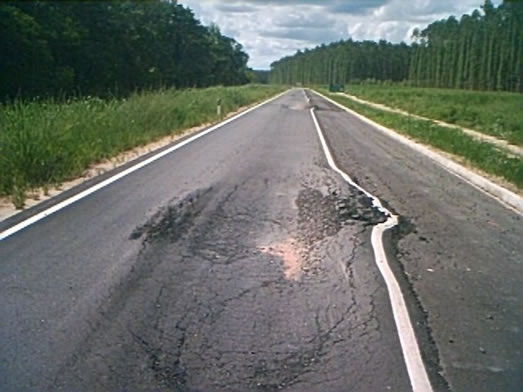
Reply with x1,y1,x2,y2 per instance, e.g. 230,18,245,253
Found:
310,91,523,392
0,89,521,392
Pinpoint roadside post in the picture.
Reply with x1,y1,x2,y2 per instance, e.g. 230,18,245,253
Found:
217,98,222,117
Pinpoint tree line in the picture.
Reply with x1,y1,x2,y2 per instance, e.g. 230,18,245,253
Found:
270,0,522,92
0,0,251,100
270,40,411,87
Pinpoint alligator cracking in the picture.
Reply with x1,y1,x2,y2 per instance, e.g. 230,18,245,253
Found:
259,185,386,282
51,176,412,391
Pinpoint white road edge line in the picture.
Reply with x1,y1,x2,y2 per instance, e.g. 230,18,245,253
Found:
301,88,311,104
310,105,433,392
312,89,523,215
0,89,290,241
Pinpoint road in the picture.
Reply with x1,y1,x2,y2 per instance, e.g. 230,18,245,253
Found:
0,89,521,392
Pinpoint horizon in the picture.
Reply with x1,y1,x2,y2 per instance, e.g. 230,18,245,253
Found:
180,0,503,70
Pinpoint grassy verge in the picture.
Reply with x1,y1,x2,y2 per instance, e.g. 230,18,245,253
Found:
344,84,523,146
0,85,285,207
319,89,523,190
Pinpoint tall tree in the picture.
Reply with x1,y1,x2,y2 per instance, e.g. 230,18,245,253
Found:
270,0,523,92
0,0,251,100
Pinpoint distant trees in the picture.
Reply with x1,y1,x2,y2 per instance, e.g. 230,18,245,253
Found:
410,0,522,91
247,70,270,84
0,1,251,100
270,40,411,86
270,0,522,92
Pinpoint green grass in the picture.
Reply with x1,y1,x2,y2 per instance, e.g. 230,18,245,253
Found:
344,84,523,146
0,85,285,207
320,90,523,190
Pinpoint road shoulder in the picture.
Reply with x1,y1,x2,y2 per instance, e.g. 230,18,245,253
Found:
311,89,523,215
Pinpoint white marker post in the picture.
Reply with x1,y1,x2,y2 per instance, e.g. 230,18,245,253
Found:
217,98,222,117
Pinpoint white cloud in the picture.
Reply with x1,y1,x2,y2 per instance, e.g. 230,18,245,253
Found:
179,0,502,69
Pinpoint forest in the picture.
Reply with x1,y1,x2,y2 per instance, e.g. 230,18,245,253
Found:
270,0,523,92
0,0,251,100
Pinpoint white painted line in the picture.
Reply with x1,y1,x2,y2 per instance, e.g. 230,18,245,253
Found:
302,88,311,104
310,105,433,392
0,90,289,241
312,89,523,215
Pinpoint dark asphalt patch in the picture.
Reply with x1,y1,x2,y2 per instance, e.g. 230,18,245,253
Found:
130,187,214,243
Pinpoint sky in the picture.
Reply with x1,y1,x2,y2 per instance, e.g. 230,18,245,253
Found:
179,0,502,70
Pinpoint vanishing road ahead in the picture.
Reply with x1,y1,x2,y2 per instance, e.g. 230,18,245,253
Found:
1,90,522,392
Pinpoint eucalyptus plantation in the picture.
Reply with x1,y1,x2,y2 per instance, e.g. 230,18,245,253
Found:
270,0,522,93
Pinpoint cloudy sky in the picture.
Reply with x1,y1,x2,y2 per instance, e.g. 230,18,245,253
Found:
179,0,501,69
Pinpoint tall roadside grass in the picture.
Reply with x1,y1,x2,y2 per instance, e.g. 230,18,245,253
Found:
345,84,523,146
320,90,523,190
0,85,285,207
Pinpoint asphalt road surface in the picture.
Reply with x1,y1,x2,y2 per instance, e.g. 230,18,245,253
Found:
0,89,521,392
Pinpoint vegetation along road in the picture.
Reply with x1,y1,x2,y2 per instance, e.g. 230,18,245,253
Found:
1,90,521,392
1,1,522,392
